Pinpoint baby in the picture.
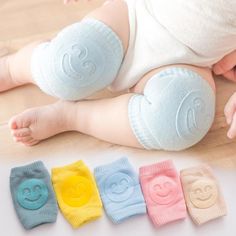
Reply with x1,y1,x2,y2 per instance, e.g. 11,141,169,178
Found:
1,0,236,150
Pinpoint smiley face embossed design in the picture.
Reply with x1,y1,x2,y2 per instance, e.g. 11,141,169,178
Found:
61,176,93,207
54,44,101,86
189,179,218,209
17,179,49,210
104,172,134,202
176,90,211,139
149,176,178,205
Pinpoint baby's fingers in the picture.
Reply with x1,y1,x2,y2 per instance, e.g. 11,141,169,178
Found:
222,68,236,82
227,112,236,139
224,92,236,125
213,50,236,75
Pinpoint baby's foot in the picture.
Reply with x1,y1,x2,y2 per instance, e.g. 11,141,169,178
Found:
8,101,76,146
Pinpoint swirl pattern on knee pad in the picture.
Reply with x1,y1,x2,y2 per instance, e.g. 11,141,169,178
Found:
128,67,215,151
31,18,123,100
59,44,97,85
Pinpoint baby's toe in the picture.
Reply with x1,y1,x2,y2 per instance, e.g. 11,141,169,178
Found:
9,113,33,130
13,136,33,143
11,128,31,137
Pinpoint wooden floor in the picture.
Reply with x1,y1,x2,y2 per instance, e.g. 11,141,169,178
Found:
1,0,236,169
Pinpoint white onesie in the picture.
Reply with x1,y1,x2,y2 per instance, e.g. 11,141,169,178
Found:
108,0,236,92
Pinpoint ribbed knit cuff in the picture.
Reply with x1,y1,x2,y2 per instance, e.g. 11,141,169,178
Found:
139,160,175,176
82,18,124,59
94,157,132,176
69,207,103,228
151,209,186,227
128,94,157,150
51,160,85,176
189,205,227,225
109,203,147,224
10,161,46,178
21,210,58,230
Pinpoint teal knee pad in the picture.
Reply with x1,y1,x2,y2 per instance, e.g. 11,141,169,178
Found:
10,161,58,229
128,67,215,151
31,18,123,101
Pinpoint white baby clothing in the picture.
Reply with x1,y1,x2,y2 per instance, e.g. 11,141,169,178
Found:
108,0,236,92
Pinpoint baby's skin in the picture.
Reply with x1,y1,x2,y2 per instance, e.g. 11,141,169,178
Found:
0,0,235,147
214,50,236,139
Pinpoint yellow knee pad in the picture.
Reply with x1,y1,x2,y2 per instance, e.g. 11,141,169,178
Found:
51,161,102,228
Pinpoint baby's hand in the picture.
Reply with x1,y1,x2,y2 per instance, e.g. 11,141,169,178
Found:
224,92,236,139
213,50,236,82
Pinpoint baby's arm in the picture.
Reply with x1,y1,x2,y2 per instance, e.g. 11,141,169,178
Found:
224,92,236,139
213,50,236,82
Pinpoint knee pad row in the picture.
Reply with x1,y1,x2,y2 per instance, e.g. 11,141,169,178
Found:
31,18,124,100
128,67,215,151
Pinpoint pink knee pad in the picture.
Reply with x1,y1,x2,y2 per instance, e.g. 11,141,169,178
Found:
139,160,187,227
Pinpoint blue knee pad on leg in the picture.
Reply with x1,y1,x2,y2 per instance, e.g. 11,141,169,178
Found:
128,67,215,151
31,18,123,100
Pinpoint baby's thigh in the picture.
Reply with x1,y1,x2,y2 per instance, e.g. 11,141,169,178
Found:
85,0,129,53
128,64,216,151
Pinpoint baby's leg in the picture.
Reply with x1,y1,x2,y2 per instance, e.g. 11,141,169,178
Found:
0,41,43,92
9,64,215,149
0,0,129,95
9,94,141,147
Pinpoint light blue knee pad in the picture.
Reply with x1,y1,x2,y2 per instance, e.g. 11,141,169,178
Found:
94,158,146,224
128,67,215,151
31,18,123,100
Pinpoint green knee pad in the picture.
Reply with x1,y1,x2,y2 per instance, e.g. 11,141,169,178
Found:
10,161,58,229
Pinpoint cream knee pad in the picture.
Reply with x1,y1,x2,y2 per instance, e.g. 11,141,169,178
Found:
31,18,123,101
128,67,215,151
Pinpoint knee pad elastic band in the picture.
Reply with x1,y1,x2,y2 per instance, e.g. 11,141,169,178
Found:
31,18,123,100
128,67,215,151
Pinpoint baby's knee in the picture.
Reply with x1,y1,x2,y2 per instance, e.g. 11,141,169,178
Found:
31,18,124,101
128,67,216,151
